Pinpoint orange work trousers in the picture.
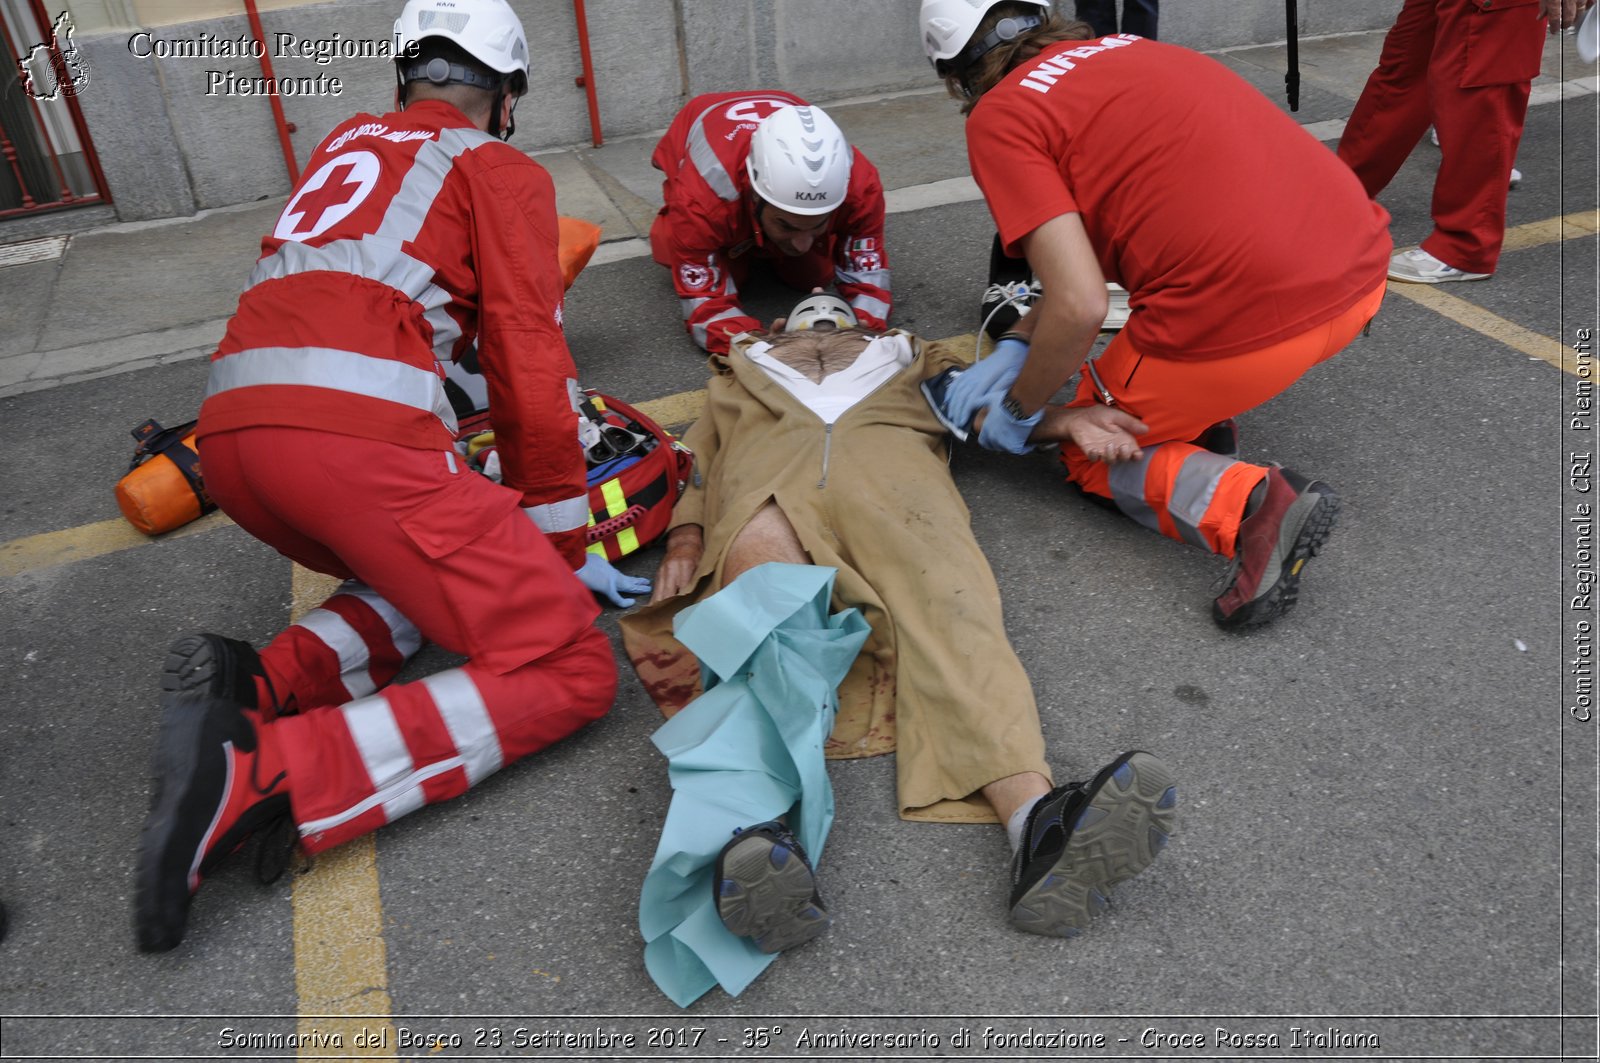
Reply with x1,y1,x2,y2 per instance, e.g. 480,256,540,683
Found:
1061,281,1386,557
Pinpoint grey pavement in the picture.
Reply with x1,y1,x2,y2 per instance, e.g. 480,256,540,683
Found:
2,27,1598,1063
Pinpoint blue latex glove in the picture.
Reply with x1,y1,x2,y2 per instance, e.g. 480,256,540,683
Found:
578,552,652,607
940,336,1030,431
976,394,1043,455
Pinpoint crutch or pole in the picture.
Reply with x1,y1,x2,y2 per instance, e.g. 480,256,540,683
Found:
1285,0,1301,112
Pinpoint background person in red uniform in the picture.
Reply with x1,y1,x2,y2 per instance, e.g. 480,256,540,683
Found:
917,0,1391,628
133,0,644,953
1337,0,1591,284
649,92,891,355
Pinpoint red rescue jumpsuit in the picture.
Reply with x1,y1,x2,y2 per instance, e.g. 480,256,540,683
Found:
648,90,892,355
1337,0,1549,275
196,100,616,855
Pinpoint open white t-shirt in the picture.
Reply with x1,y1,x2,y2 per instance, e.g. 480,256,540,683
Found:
744,333,914,423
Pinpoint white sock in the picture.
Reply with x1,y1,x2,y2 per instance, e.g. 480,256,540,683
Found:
1006,796,1044,854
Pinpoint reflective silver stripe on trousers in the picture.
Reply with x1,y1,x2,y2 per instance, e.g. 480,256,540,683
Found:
685,100,739,201
1107,444,1237,551
297,691,463,836
421,669,504,785
692,306,750,349
339,579,425,662
294,606,377,699
206,345,459,436
847,293,891,322
837,267,891,289
523,494,591,535
1166,449,1236,551
1108,447,1163,533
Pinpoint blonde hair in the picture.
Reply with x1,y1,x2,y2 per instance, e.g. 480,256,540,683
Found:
940,2,1095,114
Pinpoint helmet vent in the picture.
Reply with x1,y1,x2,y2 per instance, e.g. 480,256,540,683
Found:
419,11,470,32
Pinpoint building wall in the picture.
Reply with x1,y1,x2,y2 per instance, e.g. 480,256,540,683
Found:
42,0,1399,223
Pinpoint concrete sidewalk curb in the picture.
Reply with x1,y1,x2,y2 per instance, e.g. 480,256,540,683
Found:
0,320,225,399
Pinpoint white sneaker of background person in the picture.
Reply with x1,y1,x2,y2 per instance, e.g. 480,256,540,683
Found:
1387,247,1491,284
1429,126,1521,188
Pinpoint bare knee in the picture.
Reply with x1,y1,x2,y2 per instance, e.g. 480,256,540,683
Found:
723,502,809,583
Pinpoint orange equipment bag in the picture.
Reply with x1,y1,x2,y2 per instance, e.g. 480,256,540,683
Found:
557,216,601,290
115,419,216,536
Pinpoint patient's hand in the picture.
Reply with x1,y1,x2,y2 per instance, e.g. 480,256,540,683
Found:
652,524,705,603
1032,404,1149,463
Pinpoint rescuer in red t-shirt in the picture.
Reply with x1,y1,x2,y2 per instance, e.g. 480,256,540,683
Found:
917,0,1391,630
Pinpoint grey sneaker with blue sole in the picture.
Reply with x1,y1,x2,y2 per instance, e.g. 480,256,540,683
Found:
1009,751,1178,938
714,821,831,954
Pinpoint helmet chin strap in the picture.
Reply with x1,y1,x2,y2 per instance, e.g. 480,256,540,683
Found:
748,196,767,251
489,91,517,141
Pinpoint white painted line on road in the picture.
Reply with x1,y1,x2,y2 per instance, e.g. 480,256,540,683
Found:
589,237,650,266
885,175,983,213
590,177,988,266
1530,75,1598,106
1301,118,1347,142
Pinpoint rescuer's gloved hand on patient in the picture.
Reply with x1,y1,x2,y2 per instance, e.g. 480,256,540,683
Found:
578,552,652,607
975,392,1043,454
940,335,1030,431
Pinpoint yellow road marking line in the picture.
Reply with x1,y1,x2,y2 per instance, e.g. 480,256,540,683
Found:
0,509,233,579
1500,209,1599,253
634,387,705,429
1386,277,1576,374
289,565,398,1060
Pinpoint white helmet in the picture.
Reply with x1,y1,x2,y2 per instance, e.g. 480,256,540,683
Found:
784,292,858,332
919,0,1049,67
746,104,853,217
395,0,529,92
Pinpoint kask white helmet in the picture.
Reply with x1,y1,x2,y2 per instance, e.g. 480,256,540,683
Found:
784,292,858,333
746,105,853,217
395,0,529,91
919,0,1049,67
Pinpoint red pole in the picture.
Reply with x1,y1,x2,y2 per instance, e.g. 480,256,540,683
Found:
243,0,300,183
572,0,604,147
23,0,110,201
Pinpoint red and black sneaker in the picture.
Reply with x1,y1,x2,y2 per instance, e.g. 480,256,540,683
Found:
133,691,288,952
162,634,265,711
1213,466,1340,630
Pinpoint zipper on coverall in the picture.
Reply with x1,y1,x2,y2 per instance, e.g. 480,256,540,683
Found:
817,423,834,488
